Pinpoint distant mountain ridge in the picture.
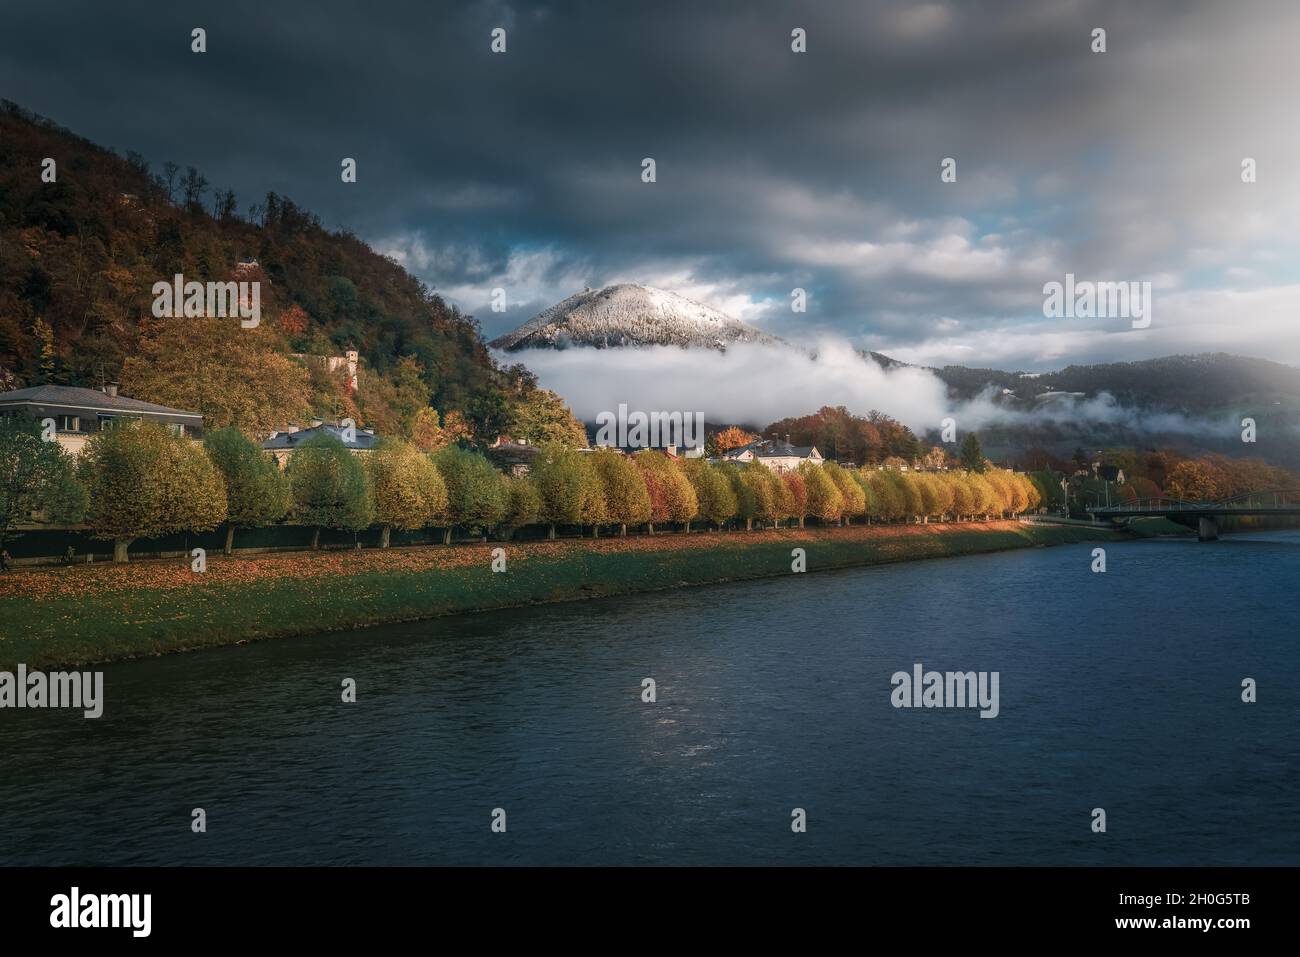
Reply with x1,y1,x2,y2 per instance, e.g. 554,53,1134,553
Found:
863,351,1300,417
858,351,1300,469
489,283,782,351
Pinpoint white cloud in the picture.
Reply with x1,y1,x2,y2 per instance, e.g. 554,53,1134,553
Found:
502,338,953,431
502,334,1250,443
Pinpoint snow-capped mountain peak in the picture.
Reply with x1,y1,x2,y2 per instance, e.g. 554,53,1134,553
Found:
488,283,780,351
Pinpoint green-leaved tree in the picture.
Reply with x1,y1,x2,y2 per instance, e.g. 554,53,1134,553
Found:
0,416,86,551
80,421,227,561
532,442,602,539
368,438,448,547
959,433,987,473
204,426,290,554
503,474,541,533
285,433,374,548
429,445,507,542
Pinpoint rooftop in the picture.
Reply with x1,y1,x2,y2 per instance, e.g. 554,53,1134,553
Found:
0,384,202,419
262,423,378,450
724,438,819,459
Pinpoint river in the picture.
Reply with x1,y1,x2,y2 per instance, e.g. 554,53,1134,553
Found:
3,530,1297,865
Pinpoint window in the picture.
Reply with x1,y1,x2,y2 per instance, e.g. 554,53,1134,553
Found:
55,414,81,432
98,415,140,431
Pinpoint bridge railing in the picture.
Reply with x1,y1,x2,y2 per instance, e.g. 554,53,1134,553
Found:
1087,488,1300,515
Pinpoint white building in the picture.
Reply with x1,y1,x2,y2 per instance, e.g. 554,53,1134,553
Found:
722,438,823,472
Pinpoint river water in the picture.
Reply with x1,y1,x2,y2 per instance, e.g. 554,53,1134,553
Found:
3,530,1297,866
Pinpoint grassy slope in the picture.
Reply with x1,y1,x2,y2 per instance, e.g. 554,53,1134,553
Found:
0,522,1121,669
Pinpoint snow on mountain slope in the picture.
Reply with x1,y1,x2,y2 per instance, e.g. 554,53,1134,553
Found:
488,283,782,351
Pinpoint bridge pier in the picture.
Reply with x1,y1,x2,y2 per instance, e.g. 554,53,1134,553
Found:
1198,516,1219,542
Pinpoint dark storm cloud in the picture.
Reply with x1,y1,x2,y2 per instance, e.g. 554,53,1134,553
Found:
3,0,1298,367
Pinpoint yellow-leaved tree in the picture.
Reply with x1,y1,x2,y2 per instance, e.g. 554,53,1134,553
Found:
122,318,313,437
367,438,447,547
79,421,227,562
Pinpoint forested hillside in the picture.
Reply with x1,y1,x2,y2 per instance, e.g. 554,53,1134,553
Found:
1027,354,1300,414
0,100,536,441
919,353,1300,414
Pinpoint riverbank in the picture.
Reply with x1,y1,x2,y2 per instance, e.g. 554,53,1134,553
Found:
0,520,1123,669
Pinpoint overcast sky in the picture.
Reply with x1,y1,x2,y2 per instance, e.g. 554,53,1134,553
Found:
4,0,1299,371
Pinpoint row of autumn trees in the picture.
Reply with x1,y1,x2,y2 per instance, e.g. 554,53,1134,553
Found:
1,413,1045,562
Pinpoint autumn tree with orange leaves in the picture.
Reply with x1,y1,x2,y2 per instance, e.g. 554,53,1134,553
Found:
709,426,758,454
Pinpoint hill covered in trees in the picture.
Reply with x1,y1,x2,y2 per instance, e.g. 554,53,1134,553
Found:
863,351,1300,469
868,351,1300,416
760,406,924,467
0,100,544,442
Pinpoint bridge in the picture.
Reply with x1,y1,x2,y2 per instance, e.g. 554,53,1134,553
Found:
1087,489,1300,540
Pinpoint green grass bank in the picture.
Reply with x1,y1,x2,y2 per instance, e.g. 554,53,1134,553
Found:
0,521,1123,670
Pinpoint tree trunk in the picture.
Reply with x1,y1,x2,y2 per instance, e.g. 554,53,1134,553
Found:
684,520,691,534
224,524,235,556
647,522,655,536
592,524,599,539
443,527,452,545
745,517,752,531
798,516,805,529
311,527,321,549
380,524,391,548
620,523,627,537
548,524,556,540
113,538,132,563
